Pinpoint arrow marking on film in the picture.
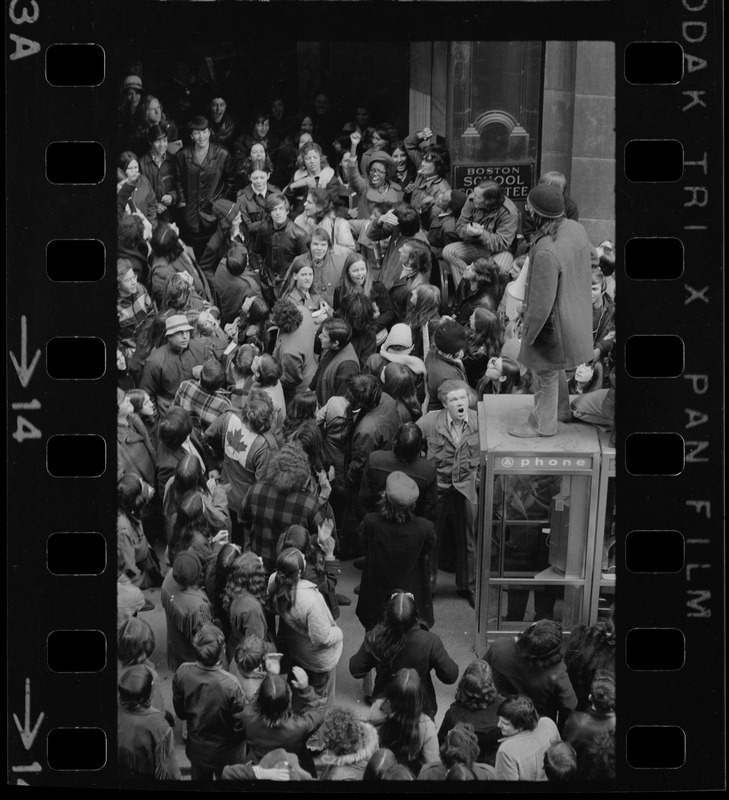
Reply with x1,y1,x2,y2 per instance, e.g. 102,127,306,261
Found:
9,316,41,388
12,678,45,750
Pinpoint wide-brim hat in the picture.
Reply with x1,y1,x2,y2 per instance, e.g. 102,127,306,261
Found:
368,150,394,167
385,471,419,509
165,314,194,336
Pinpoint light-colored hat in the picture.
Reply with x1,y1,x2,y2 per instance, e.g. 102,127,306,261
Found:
165,314,193,336
258,748,313,780
123,74,144,93
383,323,413,352
385,471,419,509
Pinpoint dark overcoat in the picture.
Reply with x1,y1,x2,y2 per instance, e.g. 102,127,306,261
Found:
519,219,594,370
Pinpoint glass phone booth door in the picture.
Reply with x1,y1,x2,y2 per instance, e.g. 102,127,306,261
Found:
476,396,602,653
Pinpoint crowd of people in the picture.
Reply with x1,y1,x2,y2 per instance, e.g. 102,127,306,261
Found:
116,69,617,782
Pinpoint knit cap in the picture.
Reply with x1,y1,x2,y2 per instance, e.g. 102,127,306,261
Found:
172,551,203,586
527,185,565,218
385,471,419,509
434,319,467,355
213,198,237,227
383,323,413,352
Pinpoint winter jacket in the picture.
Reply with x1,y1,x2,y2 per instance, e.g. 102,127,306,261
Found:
518,219,594,370
318,722,379,780
274,580,343,674
345,393,403,491
345,159,403,219
312,342,360,406
455,195,519,255
273,307,318,405
161,569,212,672
423,349,467,411
139,339,208,417
177,142,236,236
494,716,561,781
148,246,212,307
251,218,310,299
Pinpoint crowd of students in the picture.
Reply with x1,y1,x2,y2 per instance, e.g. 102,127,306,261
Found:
116,69,617,782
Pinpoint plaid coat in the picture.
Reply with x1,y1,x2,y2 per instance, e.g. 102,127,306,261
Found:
238,482,325,575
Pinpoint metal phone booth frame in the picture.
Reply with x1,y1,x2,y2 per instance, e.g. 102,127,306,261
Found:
475,396,602,653
589,429,616,623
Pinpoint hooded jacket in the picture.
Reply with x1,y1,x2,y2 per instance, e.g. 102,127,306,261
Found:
318,722,379,780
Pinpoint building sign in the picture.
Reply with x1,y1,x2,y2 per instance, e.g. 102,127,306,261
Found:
497,455,593,472
452,163,534,200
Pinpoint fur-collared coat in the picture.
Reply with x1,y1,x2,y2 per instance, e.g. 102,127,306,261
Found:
317,721,380,780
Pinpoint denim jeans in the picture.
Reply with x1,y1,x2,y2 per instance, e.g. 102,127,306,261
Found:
528,369,571,435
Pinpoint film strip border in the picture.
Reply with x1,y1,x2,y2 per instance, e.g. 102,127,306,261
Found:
5,0,724,789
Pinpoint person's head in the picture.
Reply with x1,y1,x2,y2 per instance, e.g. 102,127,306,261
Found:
583,729,616,780
251,110,270,139
117,386,134,421
241,389,274,435
118,214,145,249
384,668,424,718
419,144,451,179
283,391,317,428
117,473,152,516
235,633,271,675
170,452,207,501
125,388,155,419
346,372,382,413
249,164,270,195
224,552,267,611
481,355,521,394
434,319,467,359
118,664,153,710
122,74,144,109
393,422,423,463
161,273,193,312
225,243,248,276
472,180,505,213
319,316,352,352
382,590,418,633
189,116,211,148
497,694,540,736
309,227,332,262
438,379,470,423
270,96,285,120
468,307,502,353
383,363,419,415
544,741,578,782
590,672,616,713
199,357,224,395
509,253,527,282
117,259,138,296
463,255,499,290
163,313,193,350
171,549,204,590
596,240,616,277
392,202,421,238
158,406,193,450
355,104,371,129
241,294,269,327
303,186,332,220
290,260,315,295
269,442,311,494
255,673,293,726
381,471,419,523
407,283,441,324
118,150,140,182
525,184,565,228
208,94,227,123
264,193,290,228
271,299,303,334
363,748,398,781
297,129,314,149
592,267,607,308
140,95,163,126
232,343,259,380
515,619,565,668
538,170,568,196
269,545,307,616
341,254,371,296
381,323,414,355
321,707,368,756
254,353,282,388
117,617,155,667
147,124,169,157
367,153,395,188
440,723,480,769
339,291,375,336
455,659,499,710
398,238,430,277
300,141,324,175
192,623,225,667
574,362,595,387
151,222,184,261
313,92,330,116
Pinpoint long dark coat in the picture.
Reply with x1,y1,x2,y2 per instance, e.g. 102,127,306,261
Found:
518,219,594,370
356,512,436,630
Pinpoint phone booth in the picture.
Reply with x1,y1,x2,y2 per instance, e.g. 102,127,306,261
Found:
475,395,602,653
590,429,616,623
